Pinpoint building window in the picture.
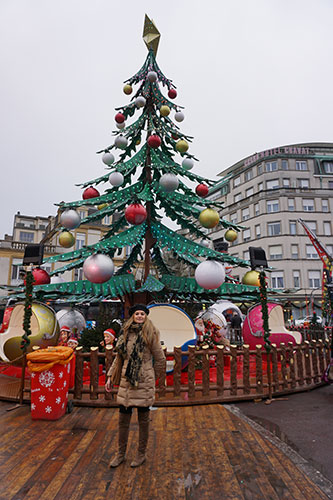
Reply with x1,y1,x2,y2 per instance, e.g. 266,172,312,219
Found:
293,270,300,288
322,199,329,212
19,231,34,243
281,159,289,170
103,215,111,225
79,210,87,220
75,233,86,250
244,170,253,182
230,213,237,224
257,164,263,175
269,245,282,260
11,258,24,282
266,161,278,172
326,245,333,257
234,193,242,203
322,161,333,174
308,270,321,289
255,224,261,237
75,268,84,281
254,203,260,216
234,176,241,187
306,244,318,259
258,182,263,191
324,221,332,235
271,271,284,288
302,198,315,212
289,221,297,235
245,187,254,197
242,207,250,221
282,178,290,187
288,198,295,211
305,221,316,234
243,228,251,242
291,244,299,259
296,161,308,171
243,250,250,260
328,180,333,189
268,222,281,236
267,199,279,213
298,178,310,188
266,179,279,190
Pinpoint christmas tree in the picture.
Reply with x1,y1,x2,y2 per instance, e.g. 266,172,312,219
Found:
35,16,256,306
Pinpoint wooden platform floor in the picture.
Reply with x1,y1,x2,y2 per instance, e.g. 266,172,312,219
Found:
0,401,329,500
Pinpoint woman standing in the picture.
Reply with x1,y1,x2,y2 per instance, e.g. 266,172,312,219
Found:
105,304,165,468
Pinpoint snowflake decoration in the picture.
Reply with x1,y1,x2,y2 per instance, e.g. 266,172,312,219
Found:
39,395,46,402
67,364,70,373
55,397,61,404
62,403,65,409
59,371,63,379
63,380,67,388
31,373,35,378
39,370,55,388
31,403,36,410
45,406,52,413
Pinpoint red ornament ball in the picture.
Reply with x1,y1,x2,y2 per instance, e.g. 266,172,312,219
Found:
115,112,125,124
195,183,209,197
26,268,51,286
168,88,177,99
125,203,147,225
83,187,100,200
147,134,161,149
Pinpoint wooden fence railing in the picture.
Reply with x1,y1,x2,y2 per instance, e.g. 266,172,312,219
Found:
69,338,331,407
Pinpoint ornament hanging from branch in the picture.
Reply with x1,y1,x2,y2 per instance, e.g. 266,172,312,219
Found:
125,203,147,225
115,112,125,124
83,186,100,200
135,96,146,108
148,134,161,149
174,111,184,122
60,209,80,230
59,231,75,248
225,229,238,242
168,88,177,99
159,173,179,192
114,135,128,149
109,171,124,187
199,208,219,228
83,254,114,284
123,84,133,95
176,139,189,153
182,158,194,170
195,260,225,290
102,152,115,166
195,184,209,197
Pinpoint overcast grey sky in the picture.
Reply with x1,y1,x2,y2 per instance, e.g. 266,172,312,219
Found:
1,0,332,238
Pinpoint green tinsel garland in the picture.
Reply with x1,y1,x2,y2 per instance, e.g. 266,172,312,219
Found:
20,270,34,352
259,270,271,353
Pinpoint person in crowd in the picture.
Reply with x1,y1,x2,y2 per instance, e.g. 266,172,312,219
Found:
100,328,116,349
58,325,71,346
105,304,165,468
230,312,242,329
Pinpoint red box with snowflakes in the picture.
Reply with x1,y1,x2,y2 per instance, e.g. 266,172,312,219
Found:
30,362,71,420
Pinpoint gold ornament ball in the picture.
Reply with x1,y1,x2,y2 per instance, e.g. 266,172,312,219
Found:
160,105,170,117
136,137,141,145
176,139,189,153
242,270,260,287
199,208,220,228
59,231,75,248
123,84,133,95
225,229,238,242
98,203,108,210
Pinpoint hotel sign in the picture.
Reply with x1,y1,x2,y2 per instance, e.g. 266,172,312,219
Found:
244,146,311,167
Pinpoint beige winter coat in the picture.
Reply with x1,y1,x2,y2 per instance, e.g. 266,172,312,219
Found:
107,327,165,408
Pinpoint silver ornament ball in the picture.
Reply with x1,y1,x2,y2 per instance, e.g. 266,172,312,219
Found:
114,135,128,149
147,71,157,82
83,254,114,284
60,209,81,230
109,171,124,187
195,260,225,290
175,111,185,122
116,122,125,129
182,158,194,170
102,152,115,166
135,96,146,108
159,173,179,192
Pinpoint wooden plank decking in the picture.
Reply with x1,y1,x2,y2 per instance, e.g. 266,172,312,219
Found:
0,401,329,500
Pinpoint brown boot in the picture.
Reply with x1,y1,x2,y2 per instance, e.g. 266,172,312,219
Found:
130,410,150,467
109,411,131,468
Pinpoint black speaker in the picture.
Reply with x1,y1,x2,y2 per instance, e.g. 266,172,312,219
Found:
249,247,268,269
23,244,44,266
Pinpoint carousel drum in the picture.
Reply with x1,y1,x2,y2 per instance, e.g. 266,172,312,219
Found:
0,302,59,365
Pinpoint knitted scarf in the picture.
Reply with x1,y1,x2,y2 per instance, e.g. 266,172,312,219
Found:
115,323,146,387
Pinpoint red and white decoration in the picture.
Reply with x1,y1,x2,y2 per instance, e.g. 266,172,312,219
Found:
102,152,115,165
83,254,114,284
109,171,124,187
125,203,147,225
195,260,225,290
195,183,209,197
30,364,71,420
147,134,161,149
82,186,100,200
116,122,125,130
60,209,80,230
168,88,177,99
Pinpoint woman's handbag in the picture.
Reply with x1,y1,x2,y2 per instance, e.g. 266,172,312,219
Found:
110,353,123,386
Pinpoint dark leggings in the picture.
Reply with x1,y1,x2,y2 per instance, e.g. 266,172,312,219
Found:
119,405,150,415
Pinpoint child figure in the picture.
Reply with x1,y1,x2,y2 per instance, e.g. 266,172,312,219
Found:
100,328,116,349
58,325,71,346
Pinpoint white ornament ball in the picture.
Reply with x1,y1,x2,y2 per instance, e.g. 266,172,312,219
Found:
147,71,157,82
116,122,125,129
50,276,65,284
60,210,81,230
135,96,146,108
102,152,115,166
200,239,210,248
175,112,185,122
114,135,128,149
182,158,194,170
195,260,225,290
159,173,179,192
109,171,124,187
83,254,114,284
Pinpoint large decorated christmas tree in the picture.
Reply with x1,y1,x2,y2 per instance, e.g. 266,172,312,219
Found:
30,16,258,307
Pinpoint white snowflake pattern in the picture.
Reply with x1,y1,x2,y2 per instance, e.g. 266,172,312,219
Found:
45,406,52,413
39,370,55,388
55,397,61,404
67,364,70,373
39,395,46,402
59,371,63,379
62,403,65,409
31,403,36,410
63,380,67,388
31,373,35,378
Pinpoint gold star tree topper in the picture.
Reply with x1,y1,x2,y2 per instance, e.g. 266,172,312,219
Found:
143,14,160,56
